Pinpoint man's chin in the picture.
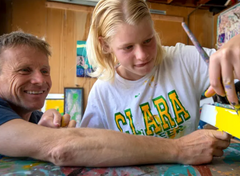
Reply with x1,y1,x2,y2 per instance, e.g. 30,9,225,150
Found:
24,103,44,111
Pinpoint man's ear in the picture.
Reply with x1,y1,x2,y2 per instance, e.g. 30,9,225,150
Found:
98,36,111,53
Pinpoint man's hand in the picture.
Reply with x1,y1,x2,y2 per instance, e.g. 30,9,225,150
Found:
176,129,231,165
38,109,76,128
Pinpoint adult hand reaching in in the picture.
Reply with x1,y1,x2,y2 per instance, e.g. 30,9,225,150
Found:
176,129,231,165
38,109,76,128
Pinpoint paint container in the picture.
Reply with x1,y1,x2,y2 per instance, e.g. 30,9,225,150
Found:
200,103,240,139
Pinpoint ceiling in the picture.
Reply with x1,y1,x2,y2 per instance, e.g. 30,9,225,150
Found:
146,0,233,13
48,0,237,14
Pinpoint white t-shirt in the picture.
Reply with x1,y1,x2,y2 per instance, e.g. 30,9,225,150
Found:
80,43,215,139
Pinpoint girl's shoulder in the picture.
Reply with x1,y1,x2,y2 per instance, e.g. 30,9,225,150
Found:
90,78,116,96
162,43,187,58
162,43,215,60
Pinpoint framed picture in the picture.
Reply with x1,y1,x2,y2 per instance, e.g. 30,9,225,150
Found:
76,41,93,77
64,87,83,126
217,2,240,49
41,94,64,115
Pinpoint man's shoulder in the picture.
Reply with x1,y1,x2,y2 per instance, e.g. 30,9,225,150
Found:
32,110,43,116
0,98,15,113
0,98,21,125
0,98,10,107
29,111,43,124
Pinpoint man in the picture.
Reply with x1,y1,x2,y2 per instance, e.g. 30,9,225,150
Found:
0,31,74,128
0,31,230,167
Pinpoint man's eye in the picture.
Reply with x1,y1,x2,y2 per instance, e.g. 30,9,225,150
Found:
41,70,50,75
20,68,30,72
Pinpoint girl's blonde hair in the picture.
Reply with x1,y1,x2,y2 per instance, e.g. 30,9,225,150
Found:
87,0,164,81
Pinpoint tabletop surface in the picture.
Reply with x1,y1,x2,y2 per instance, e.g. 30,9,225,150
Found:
1,143,240,176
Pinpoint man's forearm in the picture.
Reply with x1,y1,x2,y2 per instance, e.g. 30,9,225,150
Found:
0,119,179,166
48,128,179,166
47,128,231,166
0,119,230,166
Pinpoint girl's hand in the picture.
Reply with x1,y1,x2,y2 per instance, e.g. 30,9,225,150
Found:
206,34,240,106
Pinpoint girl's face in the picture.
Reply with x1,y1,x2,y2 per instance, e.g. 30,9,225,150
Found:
110,17,158,81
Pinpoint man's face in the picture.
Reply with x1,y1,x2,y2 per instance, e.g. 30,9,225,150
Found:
0,45,52,112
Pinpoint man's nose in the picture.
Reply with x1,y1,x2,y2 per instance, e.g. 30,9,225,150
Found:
31,71,45,85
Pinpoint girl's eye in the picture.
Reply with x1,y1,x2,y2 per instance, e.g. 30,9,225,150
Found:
144,38,152,44
124,45,133,50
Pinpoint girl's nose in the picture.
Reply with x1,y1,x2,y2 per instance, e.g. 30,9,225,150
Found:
135,46,148,60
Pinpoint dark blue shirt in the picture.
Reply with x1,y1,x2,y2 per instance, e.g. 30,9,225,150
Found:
0,98,43,125
0,98,43,158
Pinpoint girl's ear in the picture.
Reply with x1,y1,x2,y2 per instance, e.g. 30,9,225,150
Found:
99,36,111,53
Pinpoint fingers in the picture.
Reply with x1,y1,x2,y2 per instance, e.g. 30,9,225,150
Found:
211,130,231,141
210,130,231,150
221,55,238,105
38,110,62,128
61,114,76,128
213,137,230,157
61,114,71,127
38,110,76,128
213,149,224,157
204,86,216,98
68,120,77,128
209,48,239,105
209,54,225,96
52,114,62,127
216,138,230,150
176,130,229,165
45,109,62,127
38,116,58,128
233,60,240,80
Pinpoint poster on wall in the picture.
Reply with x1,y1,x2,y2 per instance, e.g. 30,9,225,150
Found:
217,3,240,49
76,41,93,77
64,87,83,127
41,94,64,115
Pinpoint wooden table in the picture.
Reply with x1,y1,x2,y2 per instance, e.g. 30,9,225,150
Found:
1,143,240,176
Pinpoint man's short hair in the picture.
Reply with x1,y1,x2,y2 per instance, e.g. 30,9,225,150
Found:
0,31,51,73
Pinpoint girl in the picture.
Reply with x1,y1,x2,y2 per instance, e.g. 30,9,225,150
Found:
81,0,240,164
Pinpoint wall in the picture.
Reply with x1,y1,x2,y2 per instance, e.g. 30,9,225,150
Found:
1,0,215,111
147,2,214,48
0,0,12,35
